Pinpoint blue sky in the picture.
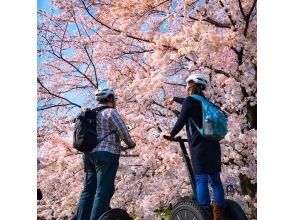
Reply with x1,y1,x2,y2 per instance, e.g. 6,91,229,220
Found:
37,0,51,11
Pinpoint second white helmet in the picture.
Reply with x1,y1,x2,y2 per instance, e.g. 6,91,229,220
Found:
95,88,115,101
186,74,209,90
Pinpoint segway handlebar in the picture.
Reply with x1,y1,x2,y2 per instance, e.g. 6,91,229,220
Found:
163,135,188,142
163,135,196,196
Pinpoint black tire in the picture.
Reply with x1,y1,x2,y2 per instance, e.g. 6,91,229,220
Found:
171,200,210,220
224,199,247,220
98,208,132,220
70,214,77,220
37,188,43,200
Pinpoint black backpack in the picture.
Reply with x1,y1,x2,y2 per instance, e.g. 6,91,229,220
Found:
73,106,112,152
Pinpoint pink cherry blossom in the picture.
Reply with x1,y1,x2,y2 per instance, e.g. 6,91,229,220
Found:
38,0,256,219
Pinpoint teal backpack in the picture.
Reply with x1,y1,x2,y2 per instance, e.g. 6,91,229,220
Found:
189,94,228,141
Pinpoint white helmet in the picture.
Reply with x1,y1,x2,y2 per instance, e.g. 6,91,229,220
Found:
186,74,209,90
95,88,115,101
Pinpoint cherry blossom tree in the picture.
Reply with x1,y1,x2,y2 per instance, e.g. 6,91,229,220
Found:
38,0,256,219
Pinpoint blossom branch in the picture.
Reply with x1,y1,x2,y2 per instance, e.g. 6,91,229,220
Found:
37,77,82,108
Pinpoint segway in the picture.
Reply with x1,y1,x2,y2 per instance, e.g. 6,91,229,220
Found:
163,135,247,220
98,208,132,220
37,188,43,200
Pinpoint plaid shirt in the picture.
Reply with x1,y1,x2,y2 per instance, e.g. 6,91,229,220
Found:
91,104,135,155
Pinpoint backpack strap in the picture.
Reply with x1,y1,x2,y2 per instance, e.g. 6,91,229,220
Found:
189,94,209,116
190,94,206,102
188,94,205,136
93,105,116,143
191,94,225,114
93,105,111,112
188,118,202,136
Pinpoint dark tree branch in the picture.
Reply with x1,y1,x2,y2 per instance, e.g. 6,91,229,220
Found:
238,0,246,20
247,0,257,21
114,49,153,59
244,0,257,37
59,85,91,94
37,103,73,111
80,0,152,44
151,99,166,109
204,17,231,29
71,9,99,87
218,0,236,26
83,45,98,87
120,154,140,157
42,35,97,88
37,77,82,108
136,0,170,22
189,14,232,29
60,19,70,55
50,50,97,88
164,82,185,87
231,47,244,65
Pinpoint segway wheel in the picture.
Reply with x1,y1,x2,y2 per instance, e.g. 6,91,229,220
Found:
170,200,210,220
224,199,247,220
98,208,132,220
37,188,43,200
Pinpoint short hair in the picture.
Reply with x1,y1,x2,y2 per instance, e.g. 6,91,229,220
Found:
188,83,205,94
98,94,115,103
195,83,206,90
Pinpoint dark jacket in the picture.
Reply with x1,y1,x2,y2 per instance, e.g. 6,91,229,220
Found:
170,94,221,174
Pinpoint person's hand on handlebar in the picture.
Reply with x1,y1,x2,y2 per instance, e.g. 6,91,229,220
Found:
166,97,175,106
127,142,136,149
162,131,175,141
162,132,188,142
121,142,136,151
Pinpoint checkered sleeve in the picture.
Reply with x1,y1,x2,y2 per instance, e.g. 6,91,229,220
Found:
109,109,135,147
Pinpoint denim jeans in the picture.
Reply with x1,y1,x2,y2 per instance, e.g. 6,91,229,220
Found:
77,151,119,220
195,172,224,206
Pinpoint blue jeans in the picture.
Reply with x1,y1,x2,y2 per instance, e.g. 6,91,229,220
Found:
77,151,119,220
195,172,224,206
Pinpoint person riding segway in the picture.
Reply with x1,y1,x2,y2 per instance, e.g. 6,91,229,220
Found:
165,73,227,220
163,136,247,220
73,87,136,220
